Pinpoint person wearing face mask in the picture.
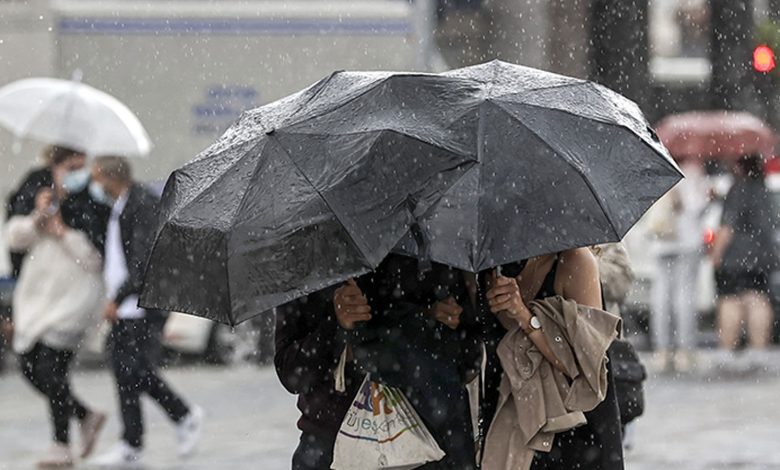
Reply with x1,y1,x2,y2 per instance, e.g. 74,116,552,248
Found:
88,156,203,469
4,146,111,466
5,145,109,276
6,186,108,468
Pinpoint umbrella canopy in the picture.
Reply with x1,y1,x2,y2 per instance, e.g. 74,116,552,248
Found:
655,110,777,161
393,60,682,271
0,77,151,157
141,60,681,324
140,71,479,324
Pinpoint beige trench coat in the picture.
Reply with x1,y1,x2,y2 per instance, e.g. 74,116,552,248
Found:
482,296,621,470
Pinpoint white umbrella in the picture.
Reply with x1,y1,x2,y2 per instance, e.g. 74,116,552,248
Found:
0,76,151,157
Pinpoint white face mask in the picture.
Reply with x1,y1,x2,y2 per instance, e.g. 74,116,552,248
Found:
61,168,90,193
88,181,113,205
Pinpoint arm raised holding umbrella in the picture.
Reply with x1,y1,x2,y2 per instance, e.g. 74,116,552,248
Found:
486,248,602,376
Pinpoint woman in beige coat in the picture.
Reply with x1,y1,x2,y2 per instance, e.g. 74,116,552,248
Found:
482,248,624,470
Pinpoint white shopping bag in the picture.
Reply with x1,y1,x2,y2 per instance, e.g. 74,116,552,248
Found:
331,374,446,470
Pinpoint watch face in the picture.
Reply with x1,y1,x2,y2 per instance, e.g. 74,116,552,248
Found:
530,316,542,329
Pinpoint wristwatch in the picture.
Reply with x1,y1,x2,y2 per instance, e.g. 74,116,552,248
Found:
528,315,542,331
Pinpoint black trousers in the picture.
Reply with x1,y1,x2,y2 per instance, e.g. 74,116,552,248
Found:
108,318,189,449
19,343,89,444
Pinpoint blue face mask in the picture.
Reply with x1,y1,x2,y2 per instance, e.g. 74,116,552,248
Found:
61,168,90,193
89,181,113,206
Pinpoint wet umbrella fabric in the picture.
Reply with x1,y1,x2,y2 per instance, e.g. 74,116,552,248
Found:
141,60,682,325
393,60,682,271
140,71,479,325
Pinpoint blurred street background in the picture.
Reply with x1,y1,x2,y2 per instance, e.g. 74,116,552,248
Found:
3,0,780,469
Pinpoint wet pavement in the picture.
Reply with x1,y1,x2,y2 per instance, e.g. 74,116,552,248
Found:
1,350,779,469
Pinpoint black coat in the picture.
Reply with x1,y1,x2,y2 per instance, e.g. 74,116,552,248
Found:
275,287,359,442
275,254,480,469
111,184,160,306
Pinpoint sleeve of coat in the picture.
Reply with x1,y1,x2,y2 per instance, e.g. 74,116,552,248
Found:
113,192,158,306
60,229,102,273
275,289,342,395
6,215,41,252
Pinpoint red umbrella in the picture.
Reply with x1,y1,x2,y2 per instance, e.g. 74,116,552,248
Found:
655,111,777,160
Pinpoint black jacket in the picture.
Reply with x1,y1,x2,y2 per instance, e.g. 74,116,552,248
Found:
112,184,159,306
275,287,360,442
275,255,480,469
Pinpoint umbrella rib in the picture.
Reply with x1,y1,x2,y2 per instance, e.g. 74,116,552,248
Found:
276,75,393,132
491,101,622,240
495,87,655,151
221,139,283,325
263,134,375,267
274,71,340,130
508,79,590,96
168,143,264,220
495,99,682,184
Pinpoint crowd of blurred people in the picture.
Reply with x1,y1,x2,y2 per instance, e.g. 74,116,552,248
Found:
2,146,202,469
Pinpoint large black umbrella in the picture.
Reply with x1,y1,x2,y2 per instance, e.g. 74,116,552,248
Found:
141,60,681,324
394,60,682,270
140,71,480,324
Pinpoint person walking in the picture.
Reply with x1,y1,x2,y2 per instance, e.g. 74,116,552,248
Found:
647,159,708,372
711,154,779,360
6,186,106,468
88,156,203,468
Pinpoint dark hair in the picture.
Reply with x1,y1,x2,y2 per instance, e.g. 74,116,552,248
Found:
94,155,133,183
50,145,85,166
737,154,765,180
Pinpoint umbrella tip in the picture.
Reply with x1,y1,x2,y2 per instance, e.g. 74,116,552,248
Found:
265,128,275,135
71,69,83,82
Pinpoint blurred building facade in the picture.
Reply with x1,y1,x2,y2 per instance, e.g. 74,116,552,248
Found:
436,0,777,126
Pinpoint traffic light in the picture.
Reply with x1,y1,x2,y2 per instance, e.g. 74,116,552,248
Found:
753,44,776,73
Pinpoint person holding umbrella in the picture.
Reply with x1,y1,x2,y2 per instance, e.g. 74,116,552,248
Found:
88,156,203,468
276,253,480,470
138,60,679,470
483,248,624,470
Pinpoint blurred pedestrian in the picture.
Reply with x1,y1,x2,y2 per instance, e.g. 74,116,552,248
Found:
6,186,106,468
5,145,56,279
5,145,109,276
3,146,110,367
276,254,480,470
591,243,635,316
711,154,779,357
88,156,203,469
647,159,708,372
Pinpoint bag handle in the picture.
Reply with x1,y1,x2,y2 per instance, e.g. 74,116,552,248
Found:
334,345,348,393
